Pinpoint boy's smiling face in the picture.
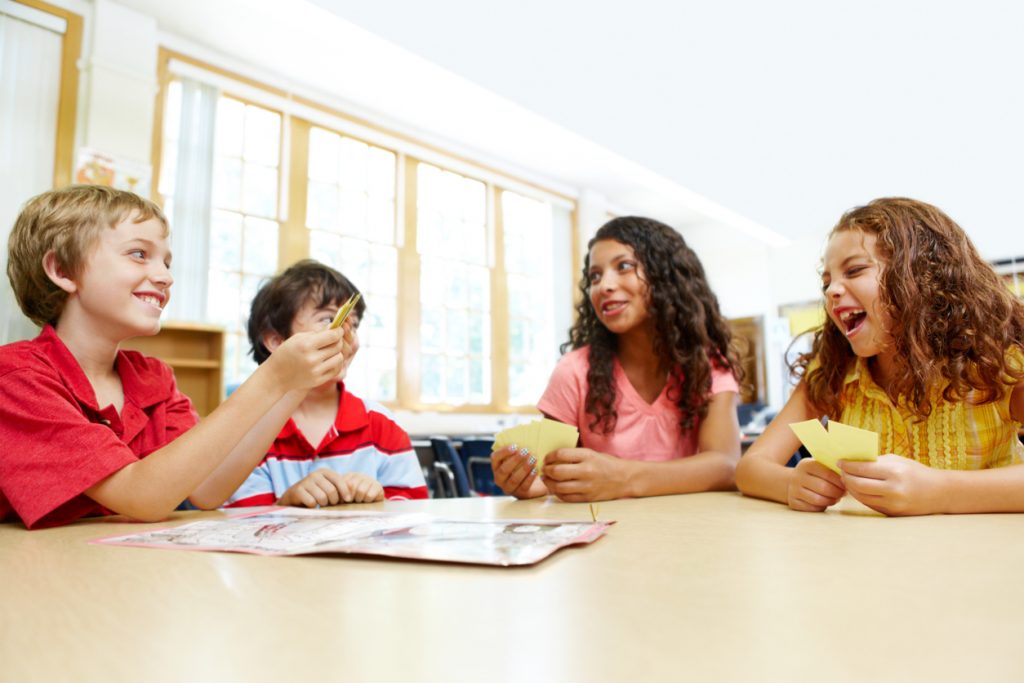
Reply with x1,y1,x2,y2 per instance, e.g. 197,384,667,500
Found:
62,214,172,340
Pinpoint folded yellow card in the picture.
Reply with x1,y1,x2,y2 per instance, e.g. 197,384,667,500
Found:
493,418,579,471
329,293,361,330
788,419,878,474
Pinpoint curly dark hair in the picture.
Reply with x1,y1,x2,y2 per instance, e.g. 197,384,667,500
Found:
796,197,1024,419
247,259,365,364
563,216,740,434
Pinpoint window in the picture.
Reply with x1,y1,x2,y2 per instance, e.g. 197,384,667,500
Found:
159,84,282,385
154,52,577,413
502,191,557,406
306,126,398,401
416,163,490,406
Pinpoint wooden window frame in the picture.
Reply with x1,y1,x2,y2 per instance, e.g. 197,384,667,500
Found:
151,49,578,415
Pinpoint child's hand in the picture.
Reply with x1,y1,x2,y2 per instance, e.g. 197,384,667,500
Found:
277,469,384,507
491,445,548,499
542,448,627,502
787,458,845,512
267,326,351,391
839,455,945,516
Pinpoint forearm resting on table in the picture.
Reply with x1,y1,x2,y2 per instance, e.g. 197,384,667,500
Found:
625,450,739,497
86,368,297,521
938,464,1024,513
734,451,793,504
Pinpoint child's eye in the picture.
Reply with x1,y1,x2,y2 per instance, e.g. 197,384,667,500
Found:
618,261,635,272
820,281,831,293
128,249,146,260
588,271,601,285
846,266,866,278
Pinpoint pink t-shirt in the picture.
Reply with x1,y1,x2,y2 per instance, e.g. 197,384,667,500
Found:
537,346,739,461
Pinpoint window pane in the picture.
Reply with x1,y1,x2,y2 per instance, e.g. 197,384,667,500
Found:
243,105,280,166
446,309,468,355
366,197,394,244
308,127,340,183
420,307,444,353
215,98,244,158
339,137,368,191
367,148,396,199
243,217,278,274
309,230,342,269
207,269,241,328
242,163,278,217
339,190,367,238
210,211,243,271
213,157,242,211
369,245,397,297
307,181,339,232
364,296,397,348
365,347,397,401
446,357,468,404
420,354,443,403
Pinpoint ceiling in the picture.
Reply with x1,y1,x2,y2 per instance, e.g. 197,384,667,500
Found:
306,0,1024,254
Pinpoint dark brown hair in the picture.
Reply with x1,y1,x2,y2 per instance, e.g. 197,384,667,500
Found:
797,197,1024,419
7,185,168,326
563,216,740,433
247,259,365,364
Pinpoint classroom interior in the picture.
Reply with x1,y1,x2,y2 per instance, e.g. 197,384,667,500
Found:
4,0,1024,464
4,2,1024,679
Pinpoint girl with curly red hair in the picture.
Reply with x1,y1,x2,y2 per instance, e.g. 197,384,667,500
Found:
491,216,743,501
737,197,1024,515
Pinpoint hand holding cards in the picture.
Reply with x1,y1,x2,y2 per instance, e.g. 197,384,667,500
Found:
788,419,878,474
493,418,579,471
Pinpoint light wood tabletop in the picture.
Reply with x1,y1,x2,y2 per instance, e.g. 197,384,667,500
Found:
2,493,1023,682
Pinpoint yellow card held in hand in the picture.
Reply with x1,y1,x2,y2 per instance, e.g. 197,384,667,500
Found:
329,293,361,329
788,419,878,474
493,418,579,472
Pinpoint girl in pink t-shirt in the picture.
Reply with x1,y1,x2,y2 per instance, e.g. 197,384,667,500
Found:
492,216,742,501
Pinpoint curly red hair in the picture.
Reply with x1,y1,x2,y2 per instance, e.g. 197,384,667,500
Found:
797,197,1024,419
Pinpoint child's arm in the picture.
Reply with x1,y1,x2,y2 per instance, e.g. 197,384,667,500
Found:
541,391,742,501
84,327,347,522
186,389,307,509
838,382,1024,514
734,381,845,510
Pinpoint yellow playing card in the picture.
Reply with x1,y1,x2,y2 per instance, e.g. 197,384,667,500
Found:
493,418,579,471
788,419,878,474
329,293,361,329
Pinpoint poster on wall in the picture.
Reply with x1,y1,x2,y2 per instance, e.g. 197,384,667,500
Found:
74,148,151,197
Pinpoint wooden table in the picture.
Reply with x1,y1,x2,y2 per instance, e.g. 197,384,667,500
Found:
2,493,1023,682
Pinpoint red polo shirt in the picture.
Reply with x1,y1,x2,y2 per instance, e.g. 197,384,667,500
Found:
0,326,199,529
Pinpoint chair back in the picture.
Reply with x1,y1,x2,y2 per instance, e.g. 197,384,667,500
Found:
429,437,471,497
459,437,501,495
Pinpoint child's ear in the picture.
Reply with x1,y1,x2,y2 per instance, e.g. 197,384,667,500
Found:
262,331,285,354
41,251,77,294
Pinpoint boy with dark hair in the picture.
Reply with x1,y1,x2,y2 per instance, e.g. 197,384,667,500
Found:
0,186,352,528
226,259,427,507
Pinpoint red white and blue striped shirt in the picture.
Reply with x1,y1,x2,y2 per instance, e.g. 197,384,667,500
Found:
226,385,427,506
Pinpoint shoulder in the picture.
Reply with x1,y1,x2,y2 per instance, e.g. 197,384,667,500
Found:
551,346,591,378
343,389,411,449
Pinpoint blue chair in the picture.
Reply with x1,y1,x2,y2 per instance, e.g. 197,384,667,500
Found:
459,437,501,495
429,437,471,498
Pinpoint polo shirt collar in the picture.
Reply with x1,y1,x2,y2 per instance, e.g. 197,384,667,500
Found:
277,382,370,439
37,325,167,411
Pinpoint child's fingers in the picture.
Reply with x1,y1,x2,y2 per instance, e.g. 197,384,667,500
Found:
837,460,885,479
545,448,585,465
321,470,356,503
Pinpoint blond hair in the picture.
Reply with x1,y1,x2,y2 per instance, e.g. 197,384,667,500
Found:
7,185,168,326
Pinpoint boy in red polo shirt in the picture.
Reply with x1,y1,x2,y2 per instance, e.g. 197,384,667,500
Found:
0,186,353,528
225,260,427,507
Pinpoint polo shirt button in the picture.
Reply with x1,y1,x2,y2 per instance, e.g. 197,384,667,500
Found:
99,419,111,425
